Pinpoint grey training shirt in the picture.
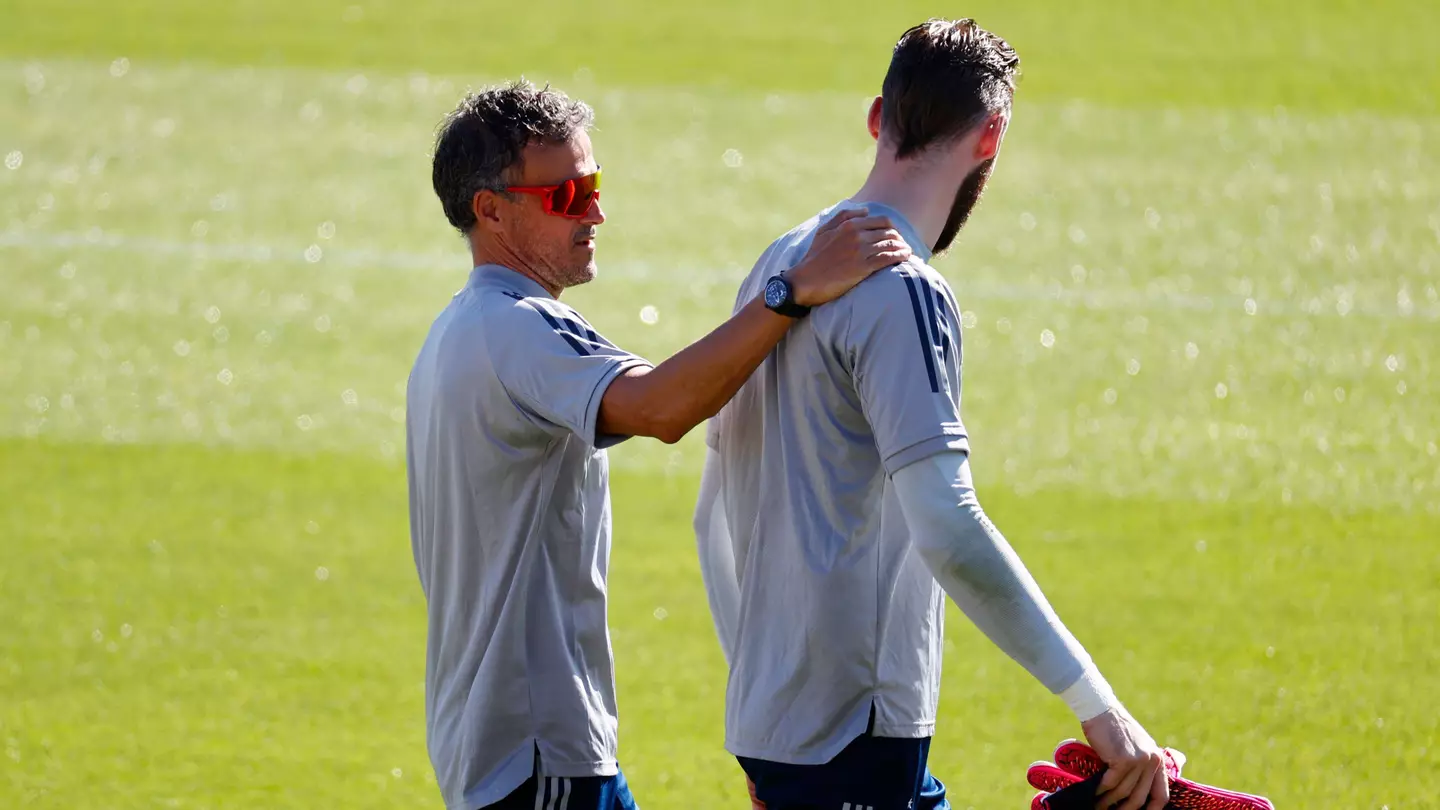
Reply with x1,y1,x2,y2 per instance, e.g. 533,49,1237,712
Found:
406,264,650,810
700,201,971,764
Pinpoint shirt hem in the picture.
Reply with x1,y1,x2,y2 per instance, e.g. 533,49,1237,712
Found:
449,740,536,810
537,758,620,778
449,757,620,810
725,722,936,765
884,434,969,477
585,358,653,449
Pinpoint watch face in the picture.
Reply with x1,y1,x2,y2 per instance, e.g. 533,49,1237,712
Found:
764,278,787,309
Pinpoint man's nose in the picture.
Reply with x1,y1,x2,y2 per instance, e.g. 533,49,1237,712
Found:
581,194,605,225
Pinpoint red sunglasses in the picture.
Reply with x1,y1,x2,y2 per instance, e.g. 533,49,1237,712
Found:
504,167,602,219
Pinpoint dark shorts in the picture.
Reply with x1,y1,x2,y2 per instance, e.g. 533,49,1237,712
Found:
485,768,639,810
739,733,949,810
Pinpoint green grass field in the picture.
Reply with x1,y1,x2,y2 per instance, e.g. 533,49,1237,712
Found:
2,1,1438,807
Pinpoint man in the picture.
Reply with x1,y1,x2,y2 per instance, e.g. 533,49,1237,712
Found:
695,19,1170,810
406,81,910,810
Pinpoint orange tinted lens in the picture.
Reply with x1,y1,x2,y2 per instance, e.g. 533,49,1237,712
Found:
557,170,600,217
548,179,576,215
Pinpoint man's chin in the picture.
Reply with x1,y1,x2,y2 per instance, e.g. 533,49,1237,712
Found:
565,263,599,288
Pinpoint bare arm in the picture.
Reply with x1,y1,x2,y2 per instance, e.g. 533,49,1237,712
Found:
598,209,909,443
599,299,792,443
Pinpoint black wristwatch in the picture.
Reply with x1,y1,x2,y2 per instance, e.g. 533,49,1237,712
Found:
763,274,811,319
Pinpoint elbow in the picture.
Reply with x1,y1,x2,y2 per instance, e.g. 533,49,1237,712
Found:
652,419,690,445
914,539,956,577
608,380,698,443
641,396,697,444
631,402,690,444
606,391,690,444
913,514,1000,585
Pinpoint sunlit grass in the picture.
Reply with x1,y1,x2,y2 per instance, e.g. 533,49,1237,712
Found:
2,1,1438,805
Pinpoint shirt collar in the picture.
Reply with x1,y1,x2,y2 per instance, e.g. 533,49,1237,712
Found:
466,264,552,298
832,199,933,263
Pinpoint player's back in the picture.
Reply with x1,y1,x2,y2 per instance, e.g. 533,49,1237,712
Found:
707,201,969,764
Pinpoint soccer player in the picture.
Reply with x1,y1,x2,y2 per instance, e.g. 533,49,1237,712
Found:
694,20,1171,810
406,81,910,810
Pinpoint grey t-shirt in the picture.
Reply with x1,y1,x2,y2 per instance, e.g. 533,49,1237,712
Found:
703,201,968,764
406,265,650,810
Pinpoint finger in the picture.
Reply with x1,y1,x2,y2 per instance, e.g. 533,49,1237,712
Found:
867,244,911,263
856,227,905,244
862,236,908,253
1116,760,1161,810
1095,764,1142,810
1096,762,1124,794
869,247,911,263
1121,765,1159,810
816,207,869,233
839,215,896,233
1145,762,1169,810
865,250,910,269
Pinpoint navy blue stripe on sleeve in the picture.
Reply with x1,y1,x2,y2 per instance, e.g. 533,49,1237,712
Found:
568,311,602,344
919,276,944,361
512,296,591,356
538,311,590,356
565,314,600,346
923,277,954,362
898,268,941,393
534,299,600,354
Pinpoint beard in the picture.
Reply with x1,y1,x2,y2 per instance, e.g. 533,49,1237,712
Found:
550,248,598,290
933,158,995,255
513,223,598,293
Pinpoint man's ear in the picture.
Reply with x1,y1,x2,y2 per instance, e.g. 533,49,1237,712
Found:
471,189,505,233
867,96,883,142
975,112,1008,161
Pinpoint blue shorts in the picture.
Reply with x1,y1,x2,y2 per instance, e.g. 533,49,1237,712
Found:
485,767,639,810
739,733,949,810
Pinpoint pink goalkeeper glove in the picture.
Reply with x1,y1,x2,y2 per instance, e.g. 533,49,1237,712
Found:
1026,739,1275,810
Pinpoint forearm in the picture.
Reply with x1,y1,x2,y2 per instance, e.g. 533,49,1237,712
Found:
598,297,790,443
894,452,1120,720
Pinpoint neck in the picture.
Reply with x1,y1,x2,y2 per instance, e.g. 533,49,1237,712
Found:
471,237,561,299
851,151,962,254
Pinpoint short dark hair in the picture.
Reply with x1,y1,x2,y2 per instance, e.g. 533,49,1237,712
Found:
431,80,594,233
880,19,1020,160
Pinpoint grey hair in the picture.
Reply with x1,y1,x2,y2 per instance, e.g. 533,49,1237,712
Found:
431,80,595,233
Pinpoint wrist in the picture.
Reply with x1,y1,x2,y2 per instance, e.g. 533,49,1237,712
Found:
1061,667,1121,722
763,272,813,317
782,267,818,307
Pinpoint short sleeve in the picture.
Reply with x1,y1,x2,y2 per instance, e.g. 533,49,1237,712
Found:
487,294,651,448
843,263,969,475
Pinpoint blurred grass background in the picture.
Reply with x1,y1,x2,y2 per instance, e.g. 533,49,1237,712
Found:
2,0,1438,807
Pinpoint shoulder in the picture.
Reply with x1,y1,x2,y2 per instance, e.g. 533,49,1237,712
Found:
813,259,963,357
769,202,858,269
734,209,839,305
828,258,946,320
476,288,588,336
435,290,558,379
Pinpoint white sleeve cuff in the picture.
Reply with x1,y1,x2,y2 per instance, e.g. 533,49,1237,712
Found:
1060,667,1121,722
